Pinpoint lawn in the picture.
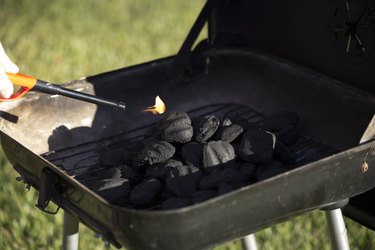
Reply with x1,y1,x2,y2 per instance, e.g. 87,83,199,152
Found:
1,0,374,249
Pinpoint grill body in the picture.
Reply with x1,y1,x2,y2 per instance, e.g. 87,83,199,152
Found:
1,0,375,249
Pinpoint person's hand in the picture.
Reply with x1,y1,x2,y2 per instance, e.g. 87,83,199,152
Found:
0,42,19,99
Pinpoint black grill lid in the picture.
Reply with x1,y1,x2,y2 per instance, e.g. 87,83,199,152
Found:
210,0,375,94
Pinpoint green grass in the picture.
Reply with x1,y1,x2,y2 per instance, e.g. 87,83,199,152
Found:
1,0,374,249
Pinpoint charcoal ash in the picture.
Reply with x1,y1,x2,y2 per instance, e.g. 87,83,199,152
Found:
213,123,244,143
103,166,123,179
159,112,193,143
93,178,131,203
180,142,204,168
203,141,236,173
238,128,274,163
103,164,143,184
132,140,175,167
146,159,183,179
192,115,220,142
221,117,233,126
129,178,162,206
166,165,203,197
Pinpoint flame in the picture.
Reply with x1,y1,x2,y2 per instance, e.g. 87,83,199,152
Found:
144,95,166,114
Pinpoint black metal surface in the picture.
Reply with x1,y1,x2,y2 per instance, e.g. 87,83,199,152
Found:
34,80,126,110
208,0,375,229
2,46,375,249
3,130,374,250
210,0,375,94
0,0,374,248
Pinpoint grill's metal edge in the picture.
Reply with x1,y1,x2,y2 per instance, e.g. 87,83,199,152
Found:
1,130,374,249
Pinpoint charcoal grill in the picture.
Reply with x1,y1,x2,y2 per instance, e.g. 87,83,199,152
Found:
1,0,375,249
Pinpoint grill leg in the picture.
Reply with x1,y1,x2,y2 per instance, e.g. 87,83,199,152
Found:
62,211,79,250
241,234,258,250
325,209,350,250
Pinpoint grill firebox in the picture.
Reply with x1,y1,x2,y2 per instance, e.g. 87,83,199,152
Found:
1,0,375,249
44,103,336,205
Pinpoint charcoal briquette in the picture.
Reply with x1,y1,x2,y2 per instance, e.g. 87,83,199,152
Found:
133,140,175,167
162,197,192,210
159,112,193,143
146,159,183,179
191,190,217,203
160,185,175,199
229,181,249,189
129,178,162,205
214,124,244,143
198,167,241,189
221,117,233,126
238,128,274,163
217,183,234,195
274,141,296,163
198,169,223,189
93,178,131,203
180,142,204,168
203,141,236,173
255,160,287,181
263,111,299,132
238,162,257,182
223,115,254,128
166,165,203,197
192,115,220,142
220,167,241,183
277,125,300,146
100,148,131,167
120,165,143,184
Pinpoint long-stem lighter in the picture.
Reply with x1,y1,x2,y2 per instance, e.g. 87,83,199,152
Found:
3,73,126,110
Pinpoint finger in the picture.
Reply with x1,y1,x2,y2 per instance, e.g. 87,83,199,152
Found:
0,42,19,73
0,69,15,98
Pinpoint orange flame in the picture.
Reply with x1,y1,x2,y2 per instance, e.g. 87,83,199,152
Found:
144,95,166,114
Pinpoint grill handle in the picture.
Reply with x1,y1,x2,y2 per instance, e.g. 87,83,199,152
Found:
35,167,61,215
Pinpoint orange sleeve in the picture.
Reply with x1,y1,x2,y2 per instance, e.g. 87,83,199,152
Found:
6,73,37,88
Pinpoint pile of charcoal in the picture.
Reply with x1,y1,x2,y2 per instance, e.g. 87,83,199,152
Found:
93,111,300,210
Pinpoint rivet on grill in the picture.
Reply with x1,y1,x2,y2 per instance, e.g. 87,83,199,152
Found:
361,162,369,173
